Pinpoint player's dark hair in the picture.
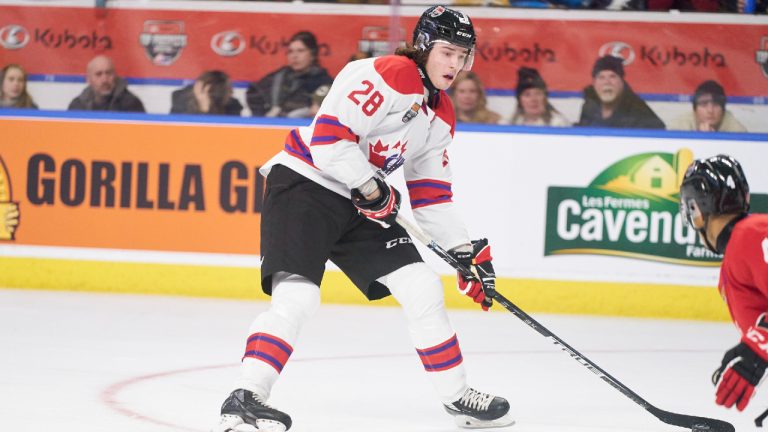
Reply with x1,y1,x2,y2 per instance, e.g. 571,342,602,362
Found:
394,44,430,68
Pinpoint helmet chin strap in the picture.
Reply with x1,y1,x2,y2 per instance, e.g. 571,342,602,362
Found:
416,64,440,108
698,223,719,254
699,212,748,255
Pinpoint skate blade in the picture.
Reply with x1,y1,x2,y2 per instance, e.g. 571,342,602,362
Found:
212,414,287,432
453,412,515,429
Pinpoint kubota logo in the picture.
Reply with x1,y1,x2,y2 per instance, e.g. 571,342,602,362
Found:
211,30,246,57
0,25,30,50
598,41,636,66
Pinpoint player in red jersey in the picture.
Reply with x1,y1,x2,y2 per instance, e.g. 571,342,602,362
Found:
211,6,513,431
679,154,768,414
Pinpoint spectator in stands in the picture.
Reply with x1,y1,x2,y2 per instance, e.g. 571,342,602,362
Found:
170,70,243,116
68,55,145,112
246,31,333,118
578,55,664,129
668,80,747,132
450,71,501,124
509,67,569,127
0,64,37,109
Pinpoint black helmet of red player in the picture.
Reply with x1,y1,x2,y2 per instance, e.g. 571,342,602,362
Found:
679,154,750,250
413,5,476,71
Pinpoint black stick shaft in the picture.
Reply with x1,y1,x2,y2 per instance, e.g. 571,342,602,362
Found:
395,214,734,432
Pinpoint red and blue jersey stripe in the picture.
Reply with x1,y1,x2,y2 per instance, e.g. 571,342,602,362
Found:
416,334,463,372
243,333,294,373
283,128,316,167
311,115,358,147
407,179,453,209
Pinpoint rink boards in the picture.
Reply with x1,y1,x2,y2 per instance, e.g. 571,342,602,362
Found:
1,111,767,320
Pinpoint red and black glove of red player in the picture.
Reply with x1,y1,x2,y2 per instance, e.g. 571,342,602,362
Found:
351,177,401,229
449,239,495,311
713,313,768,411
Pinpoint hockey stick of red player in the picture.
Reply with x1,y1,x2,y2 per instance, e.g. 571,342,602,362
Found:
395,214,734,432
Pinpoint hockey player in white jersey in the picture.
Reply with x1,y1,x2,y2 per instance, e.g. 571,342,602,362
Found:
213,5,513,431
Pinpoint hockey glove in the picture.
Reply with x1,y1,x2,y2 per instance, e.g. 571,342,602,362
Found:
713,314,768,411
351,177,401,229
449,239,495,311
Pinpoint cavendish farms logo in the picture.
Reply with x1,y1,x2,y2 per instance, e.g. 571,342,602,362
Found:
544,149,720,266
0,156,20,240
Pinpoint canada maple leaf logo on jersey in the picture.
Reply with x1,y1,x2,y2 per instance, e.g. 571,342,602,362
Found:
368,139,407,175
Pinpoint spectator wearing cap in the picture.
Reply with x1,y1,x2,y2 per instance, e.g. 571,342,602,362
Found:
246,31,333,118
171,70,243,116
577,55,664,129
509,67,569,127
450,71,502,124
668,80,747,132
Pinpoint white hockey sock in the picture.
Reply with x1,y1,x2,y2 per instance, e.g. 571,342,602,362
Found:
381,262,467,403
236,272,320,399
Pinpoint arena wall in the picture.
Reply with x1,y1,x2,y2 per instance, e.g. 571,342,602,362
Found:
1,110,766,321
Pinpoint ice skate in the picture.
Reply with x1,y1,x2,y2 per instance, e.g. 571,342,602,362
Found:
212,389,292,432
443,387,515,429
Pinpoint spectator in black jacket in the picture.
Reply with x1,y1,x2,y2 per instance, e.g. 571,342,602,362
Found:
68,55,145,113
246,31,333,118
578,56,664,129
170,70,243,116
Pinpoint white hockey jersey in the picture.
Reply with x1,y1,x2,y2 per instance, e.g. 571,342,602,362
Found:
261,55,470,250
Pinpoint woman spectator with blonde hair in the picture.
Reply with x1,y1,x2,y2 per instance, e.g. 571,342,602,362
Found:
509,67,569,127
1,64,37,109
450,71,501,124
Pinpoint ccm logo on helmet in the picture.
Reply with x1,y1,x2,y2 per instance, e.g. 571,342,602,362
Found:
456,31,472,39
386,237,413,249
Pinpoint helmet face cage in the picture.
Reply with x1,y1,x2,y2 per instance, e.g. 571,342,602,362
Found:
679,181,707,229
413,6,476,71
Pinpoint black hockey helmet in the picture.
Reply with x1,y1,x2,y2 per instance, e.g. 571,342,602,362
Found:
413,5,476,70
679,154,750,231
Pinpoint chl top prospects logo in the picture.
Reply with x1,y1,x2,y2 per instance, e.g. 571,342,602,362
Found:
139,20,188,66
545,149,748,266
757,37,768,79
0,156,20,241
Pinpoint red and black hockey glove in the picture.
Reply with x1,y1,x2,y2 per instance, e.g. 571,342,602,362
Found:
713,314,768,411
449,239,495,312
351,177,401,229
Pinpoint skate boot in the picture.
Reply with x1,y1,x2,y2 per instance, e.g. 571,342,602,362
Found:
213,389,292,432
443,387,515,429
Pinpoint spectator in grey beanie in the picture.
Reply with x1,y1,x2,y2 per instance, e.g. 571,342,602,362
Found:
509,67,569,126
668,80,747,132
577,55,665,129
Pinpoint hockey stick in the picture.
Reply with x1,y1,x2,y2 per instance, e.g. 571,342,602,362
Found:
395,214,735,432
